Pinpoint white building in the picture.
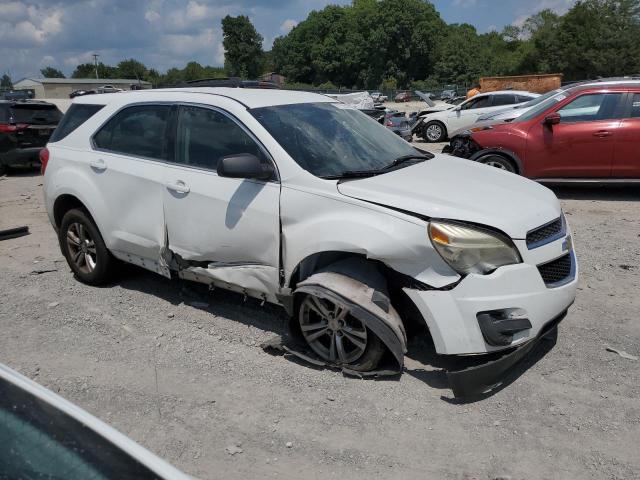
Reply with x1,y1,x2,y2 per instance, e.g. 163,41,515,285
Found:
13,78,152,99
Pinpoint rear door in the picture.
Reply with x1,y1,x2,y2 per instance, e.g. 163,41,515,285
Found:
162,104,281,297
91,104,173,263
525,92,625,178
612,92,640,177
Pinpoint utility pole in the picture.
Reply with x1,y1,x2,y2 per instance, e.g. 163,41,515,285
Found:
92,54,99,79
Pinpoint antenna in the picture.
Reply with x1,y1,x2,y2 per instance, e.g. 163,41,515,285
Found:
92,54,100,79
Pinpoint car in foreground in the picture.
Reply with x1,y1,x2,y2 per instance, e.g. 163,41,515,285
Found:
0,100,62,174
43,88,577,397
394,91,412,102
444,81,640,179
0,363,190,479
413,90,539,142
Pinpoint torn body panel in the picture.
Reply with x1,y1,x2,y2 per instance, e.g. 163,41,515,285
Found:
180,262,279,303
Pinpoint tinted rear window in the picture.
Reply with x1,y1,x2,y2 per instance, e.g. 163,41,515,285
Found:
0,105,8,123
50,104,104,142
9,104,62,125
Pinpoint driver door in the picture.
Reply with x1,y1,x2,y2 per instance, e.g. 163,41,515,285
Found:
162,104,281,297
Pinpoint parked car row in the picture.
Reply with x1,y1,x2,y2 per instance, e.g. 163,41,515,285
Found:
443,80,640,180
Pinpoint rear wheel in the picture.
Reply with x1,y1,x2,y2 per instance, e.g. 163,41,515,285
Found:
59,208,115,285
477,154,517,173
423,121,447,142
298,292,385,371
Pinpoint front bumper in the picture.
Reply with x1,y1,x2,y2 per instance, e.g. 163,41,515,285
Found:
403,239,578,355
447,309,567,398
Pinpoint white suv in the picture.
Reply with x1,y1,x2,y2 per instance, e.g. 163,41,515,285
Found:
42,88,577,396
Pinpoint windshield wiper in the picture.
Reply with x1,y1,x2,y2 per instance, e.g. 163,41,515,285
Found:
380,153,431,171
322,153,432,181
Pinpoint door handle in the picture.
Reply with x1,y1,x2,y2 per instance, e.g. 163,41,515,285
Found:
165,180,190,194
89,158,107,170
593,131,612,138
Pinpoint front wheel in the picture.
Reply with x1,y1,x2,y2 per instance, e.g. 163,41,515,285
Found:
477,154,517,173
59,208,115,285
422,121,447,142
298,293,385,371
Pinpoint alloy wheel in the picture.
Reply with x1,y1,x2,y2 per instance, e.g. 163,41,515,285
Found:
426,124,442,141
299,295,368,364
66,222,97,274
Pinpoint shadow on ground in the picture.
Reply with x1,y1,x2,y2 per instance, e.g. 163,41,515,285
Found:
548,184,640,201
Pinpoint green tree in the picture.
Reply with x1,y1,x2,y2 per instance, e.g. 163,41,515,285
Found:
116,59,148,80
222,15,264,78
71,62,118,79
0,74,12,89
40,66,65,78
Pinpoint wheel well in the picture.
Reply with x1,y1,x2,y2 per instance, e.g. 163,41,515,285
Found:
289,252,429,338
476,152,519,174
53,194,88,228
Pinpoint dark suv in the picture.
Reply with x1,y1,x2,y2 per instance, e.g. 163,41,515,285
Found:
0,100,62,174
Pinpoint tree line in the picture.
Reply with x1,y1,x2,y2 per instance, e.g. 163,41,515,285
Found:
5,0,638,91
269,0,640,89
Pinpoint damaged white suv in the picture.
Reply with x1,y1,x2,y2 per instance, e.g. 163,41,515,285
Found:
43,88,578,396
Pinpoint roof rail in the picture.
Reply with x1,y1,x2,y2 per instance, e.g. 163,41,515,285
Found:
175,77,279,89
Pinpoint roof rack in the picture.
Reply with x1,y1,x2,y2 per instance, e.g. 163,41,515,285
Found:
176,77,279,89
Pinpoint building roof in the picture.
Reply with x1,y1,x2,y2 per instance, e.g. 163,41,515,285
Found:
15,78,151,85
74,87,335,109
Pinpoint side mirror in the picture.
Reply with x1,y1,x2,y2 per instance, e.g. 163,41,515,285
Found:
217,153,274,181
544,112,561,126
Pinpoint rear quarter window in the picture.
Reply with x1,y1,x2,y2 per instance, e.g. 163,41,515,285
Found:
50,104,104,142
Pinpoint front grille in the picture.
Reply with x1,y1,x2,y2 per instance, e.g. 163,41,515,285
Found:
527,217,563,248
538,253,572,286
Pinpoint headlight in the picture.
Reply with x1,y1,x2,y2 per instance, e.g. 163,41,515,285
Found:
429,221,521,275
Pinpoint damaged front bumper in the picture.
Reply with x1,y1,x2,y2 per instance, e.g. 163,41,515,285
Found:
447,310,567,398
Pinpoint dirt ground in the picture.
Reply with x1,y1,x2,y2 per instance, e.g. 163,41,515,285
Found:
1,166,639,480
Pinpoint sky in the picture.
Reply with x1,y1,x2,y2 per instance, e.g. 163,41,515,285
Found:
0,0,578,80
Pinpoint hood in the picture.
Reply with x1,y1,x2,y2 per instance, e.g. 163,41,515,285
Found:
449,119,513,138
337,155,561,239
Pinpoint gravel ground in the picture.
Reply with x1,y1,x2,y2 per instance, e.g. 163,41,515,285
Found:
1,169,639,480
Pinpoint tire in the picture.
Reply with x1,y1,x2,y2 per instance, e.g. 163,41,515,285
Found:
477,154,517,173
297,289,386,371
59,208,115,285
422,121,447,142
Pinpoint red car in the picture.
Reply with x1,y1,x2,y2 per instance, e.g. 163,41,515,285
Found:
444,81,640,179
394,91,412,102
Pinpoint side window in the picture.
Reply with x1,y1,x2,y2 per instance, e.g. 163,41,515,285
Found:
557,93,623,123
492,94,516,106
50,104,104,142
94,105,171,160
176,105,265,170
465,96,491,109
630,93,640,118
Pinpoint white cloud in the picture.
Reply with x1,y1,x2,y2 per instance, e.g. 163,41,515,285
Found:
145,10,161,22
279,18,297,33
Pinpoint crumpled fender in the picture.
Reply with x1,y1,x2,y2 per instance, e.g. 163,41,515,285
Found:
296,271,407,370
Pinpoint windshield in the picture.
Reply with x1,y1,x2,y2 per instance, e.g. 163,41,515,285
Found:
251,102,422,177
513,90,568,122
